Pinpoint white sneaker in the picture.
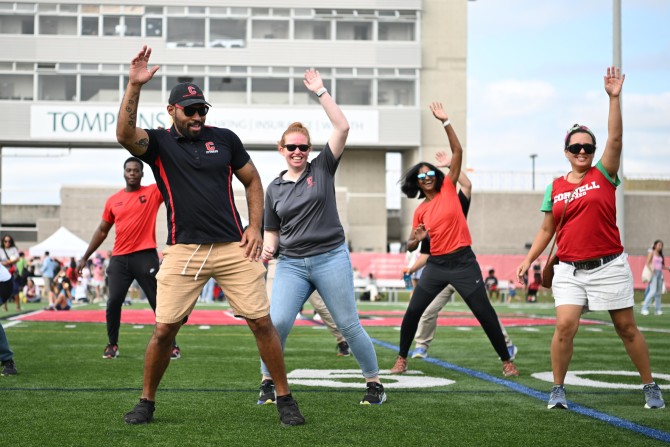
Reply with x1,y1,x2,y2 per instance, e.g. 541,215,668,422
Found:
656,311,663,316
641,309,650,316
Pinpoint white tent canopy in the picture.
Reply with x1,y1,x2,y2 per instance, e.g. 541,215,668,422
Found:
28,226,89,259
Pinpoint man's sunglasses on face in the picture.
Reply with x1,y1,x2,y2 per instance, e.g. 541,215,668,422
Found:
175,104,209,117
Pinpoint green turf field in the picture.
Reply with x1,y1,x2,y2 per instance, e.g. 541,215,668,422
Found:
1,296,669,446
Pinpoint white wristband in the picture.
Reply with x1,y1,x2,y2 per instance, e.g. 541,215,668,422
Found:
442,119,451,128
316,87,328,97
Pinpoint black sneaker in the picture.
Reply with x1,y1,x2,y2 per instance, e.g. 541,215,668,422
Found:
337,341,351,356
1,359,17,376
170,345,181,360
124,399,155,424
360,382,387,405
258,379,276,405
276,395,305,427
102,344,118,359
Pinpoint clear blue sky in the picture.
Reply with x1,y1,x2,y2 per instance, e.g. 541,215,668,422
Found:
3,0,668,204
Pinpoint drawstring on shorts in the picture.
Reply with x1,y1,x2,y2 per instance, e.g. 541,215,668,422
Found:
181,244,214,281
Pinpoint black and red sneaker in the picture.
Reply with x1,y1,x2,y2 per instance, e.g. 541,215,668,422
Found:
102,344,118,359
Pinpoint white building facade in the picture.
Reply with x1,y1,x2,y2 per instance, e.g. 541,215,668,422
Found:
0,0,469,252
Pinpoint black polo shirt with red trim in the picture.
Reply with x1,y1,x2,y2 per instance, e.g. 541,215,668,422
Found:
141,125,249,245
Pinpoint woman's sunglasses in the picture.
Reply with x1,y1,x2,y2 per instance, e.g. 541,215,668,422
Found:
417,171,436,180
284,144,310,152
175,104,209,117
566,143,596,155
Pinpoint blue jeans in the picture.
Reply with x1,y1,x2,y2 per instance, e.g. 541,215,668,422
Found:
0,323,14,363
200,277,215,303
261,243,380,378
642,269,664,313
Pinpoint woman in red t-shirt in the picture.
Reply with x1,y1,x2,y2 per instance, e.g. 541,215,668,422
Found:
516,67,664,410
389,102,518,378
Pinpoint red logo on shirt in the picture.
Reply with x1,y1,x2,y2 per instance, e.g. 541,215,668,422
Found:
139,195,147,203
307,176,315,187
205,142,218,153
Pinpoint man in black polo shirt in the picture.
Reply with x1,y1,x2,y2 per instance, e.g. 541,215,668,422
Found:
116,45,304,427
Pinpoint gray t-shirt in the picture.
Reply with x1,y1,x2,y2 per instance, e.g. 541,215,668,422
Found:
264,144,345,258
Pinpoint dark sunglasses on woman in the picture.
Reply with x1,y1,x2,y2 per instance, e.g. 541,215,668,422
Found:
284,144,310,152
566,143,596,155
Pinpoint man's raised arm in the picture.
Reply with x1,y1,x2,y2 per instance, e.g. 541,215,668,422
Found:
116,45,160,156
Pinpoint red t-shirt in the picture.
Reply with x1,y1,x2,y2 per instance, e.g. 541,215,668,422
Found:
543,164,623,261
412,180,472,256
102,184,163,256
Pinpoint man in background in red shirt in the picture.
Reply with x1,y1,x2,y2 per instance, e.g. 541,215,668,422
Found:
79,157,180,360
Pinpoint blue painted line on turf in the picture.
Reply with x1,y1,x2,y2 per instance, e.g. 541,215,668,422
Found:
372,338,670,444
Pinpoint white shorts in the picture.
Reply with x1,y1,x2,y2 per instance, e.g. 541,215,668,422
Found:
551,252,634,311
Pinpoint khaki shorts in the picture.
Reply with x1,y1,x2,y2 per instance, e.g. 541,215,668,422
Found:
155,243,269,323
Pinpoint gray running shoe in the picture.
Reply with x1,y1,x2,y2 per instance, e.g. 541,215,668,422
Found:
547,385,568,409
643,383,665,409
258,379,276,405
411,347,428,359
360,382,387,405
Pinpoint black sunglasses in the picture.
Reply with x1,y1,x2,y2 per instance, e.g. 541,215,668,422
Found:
284,144,310,152
566,143,596,155
175,104,209,117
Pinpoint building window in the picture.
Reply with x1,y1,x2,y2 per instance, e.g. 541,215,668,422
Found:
251,78,288,104
145,17,162,37
210,77,247,104
125,16,141,36
38,15,77,35
0,74,34,100
0,14,34,34
378,80,415,106
251,19,289,39
294,20,330,40
81,75,119,102
378,22,415,41
39,75,76,101
81,16,98,35
81,5,100,14
336,21,372,40
209,19,246,48
336,79,371,105
102,15,121,36
166,18,205,47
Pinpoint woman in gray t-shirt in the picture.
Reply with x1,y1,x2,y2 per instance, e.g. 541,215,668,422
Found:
258,69,386,406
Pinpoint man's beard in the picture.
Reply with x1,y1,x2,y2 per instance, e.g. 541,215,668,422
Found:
175,121,201,140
